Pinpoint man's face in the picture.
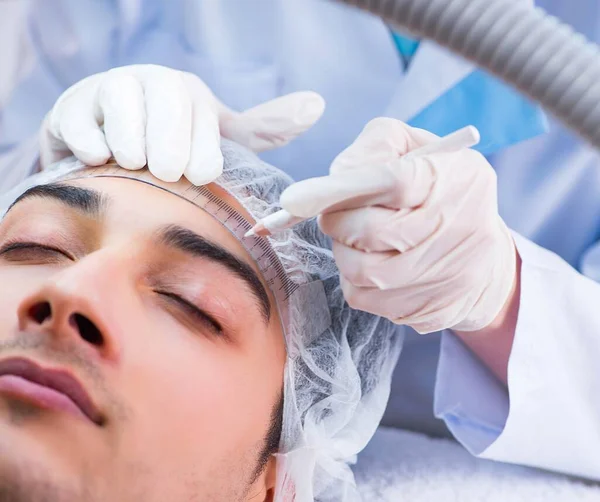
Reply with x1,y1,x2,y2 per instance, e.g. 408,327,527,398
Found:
0,174,287,501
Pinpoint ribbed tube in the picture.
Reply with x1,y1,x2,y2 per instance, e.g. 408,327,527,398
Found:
337,0,600,148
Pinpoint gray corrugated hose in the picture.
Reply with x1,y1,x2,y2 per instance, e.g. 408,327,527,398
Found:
336,0,600,149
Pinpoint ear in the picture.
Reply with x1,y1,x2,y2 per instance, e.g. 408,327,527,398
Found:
246,456,277,502
263,456,277,502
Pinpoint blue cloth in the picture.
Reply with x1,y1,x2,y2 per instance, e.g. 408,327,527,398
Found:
389,32,420,69
410,70,549,155
390,32,548,155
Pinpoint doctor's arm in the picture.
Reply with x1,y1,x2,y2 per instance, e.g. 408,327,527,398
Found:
452,252,521,386
280,117,600,480
436,233,600,481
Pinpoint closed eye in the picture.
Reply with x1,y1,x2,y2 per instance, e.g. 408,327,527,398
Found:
0,241,74,262
155,290,223,335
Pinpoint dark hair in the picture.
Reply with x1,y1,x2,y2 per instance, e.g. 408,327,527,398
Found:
251,391,284,482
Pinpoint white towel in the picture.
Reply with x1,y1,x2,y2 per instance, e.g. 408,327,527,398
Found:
353,427,600,501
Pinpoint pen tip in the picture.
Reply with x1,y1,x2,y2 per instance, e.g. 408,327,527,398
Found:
246,222,273,238
246,222,268,237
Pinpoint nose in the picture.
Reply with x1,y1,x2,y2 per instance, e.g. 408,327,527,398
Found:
16,252,129,362
23,300,104,347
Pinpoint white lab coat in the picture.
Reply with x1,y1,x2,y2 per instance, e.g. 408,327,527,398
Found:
442,0,600,479
0,0,474,181
0,0,599,482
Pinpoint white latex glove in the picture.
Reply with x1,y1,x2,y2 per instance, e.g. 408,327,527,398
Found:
40,64,325,185
281,118,517,334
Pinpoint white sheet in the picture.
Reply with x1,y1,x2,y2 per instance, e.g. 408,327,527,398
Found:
354,427,600,501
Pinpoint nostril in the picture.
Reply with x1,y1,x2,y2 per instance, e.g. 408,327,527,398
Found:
70,313,104,347
29,302,52,324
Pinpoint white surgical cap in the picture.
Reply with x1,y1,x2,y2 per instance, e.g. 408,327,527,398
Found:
0,139,404,501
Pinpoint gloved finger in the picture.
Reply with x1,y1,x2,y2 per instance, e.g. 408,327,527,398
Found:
39,114,72,168
319,204,441,253
55,82,112,166
339,276,410,321
220,91,325,152
182,72,223,185
98,72,147,170
339,277,454,333
281,160,435,218
142,70,192,182
330,118,439,175
332,241,398,289
333,237,450,290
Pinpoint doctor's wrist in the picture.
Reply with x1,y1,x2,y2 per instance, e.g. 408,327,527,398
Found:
453,250,522,386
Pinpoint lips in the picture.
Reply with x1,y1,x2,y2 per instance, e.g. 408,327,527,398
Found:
0,357,103,425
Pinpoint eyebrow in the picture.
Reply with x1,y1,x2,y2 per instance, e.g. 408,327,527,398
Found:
7,184,106,217
158,225,272,322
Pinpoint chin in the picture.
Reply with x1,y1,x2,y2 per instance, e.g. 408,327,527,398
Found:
0,430,82,502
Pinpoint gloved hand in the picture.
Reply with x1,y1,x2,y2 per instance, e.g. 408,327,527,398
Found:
40,64,325,185
281,118,517,334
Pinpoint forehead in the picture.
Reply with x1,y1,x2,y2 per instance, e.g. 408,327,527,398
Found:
68,175,258,270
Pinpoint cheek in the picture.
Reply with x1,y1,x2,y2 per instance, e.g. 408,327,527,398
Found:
117,314,284,470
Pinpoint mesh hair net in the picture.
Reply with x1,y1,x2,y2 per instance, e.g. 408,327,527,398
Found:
0,139,404,502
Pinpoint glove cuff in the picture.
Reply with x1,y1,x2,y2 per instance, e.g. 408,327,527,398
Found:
452,219,518,332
